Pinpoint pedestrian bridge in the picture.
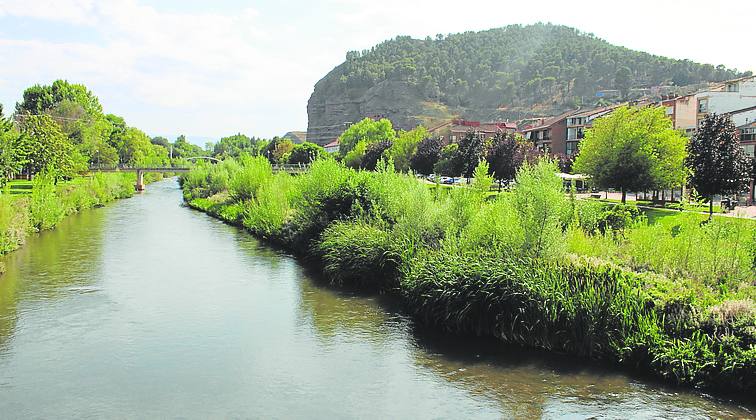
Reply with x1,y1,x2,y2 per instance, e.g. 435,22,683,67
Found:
88,166,191,191
89,162,310,191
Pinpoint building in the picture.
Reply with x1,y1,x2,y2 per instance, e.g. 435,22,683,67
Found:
521,110,579,153
563,106,619,157
739,121,756,158
695,76,756,125
283,131,307,144
723,105,756,128
323,139,340,154
661,94,698,134
428,119,517,144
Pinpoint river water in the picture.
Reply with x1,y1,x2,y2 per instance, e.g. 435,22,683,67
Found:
0,179,752,419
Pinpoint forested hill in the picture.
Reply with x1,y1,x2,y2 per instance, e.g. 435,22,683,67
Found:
307,23,747,144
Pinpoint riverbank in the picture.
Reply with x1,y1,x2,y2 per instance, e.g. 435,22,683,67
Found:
181,157,755,396
0,172,139,272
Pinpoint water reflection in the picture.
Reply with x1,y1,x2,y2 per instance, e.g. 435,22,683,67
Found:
0,179,752,419
0,208,107,352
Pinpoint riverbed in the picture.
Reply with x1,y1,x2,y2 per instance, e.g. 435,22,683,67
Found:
0,179,751,418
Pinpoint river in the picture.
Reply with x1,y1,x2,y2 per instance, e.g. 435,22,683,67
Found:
0,179,752,419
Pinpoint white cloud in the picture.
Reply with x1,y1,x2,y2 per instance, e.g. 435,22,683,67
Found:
0,0,753,139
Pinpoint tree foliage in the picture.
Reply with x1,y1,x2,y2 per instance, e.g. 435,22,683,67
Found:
338,118,395,156
410,137,442,175
573,106,687,203
486,132,535,182
321,24,742,112
386,126,428,172
361,140,393,170
686,114,751,215
16,80,103,117
288,142,326,164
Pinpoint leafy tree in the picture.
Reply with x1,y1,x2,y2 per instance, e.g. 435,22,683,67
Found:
410,137,442,175
77,118,119,167
686,113,751,217
338,118,395,156
361,140,393,170
0,108,25,184
16,80,103,117
343,140,367,169
261,137,294,164
486,132,533,185
151,136,171,148
386,126,427,172
18,114,78,178
212,134,265,158
574,106,687,203
433,143,460,176
456,131,486,178
614,66,632,98
288,142,326,164
172,135,204,159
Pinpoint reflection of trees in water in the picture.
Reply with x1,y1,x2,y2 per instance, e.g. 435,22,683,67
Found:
408,329,750,419
292,269,750,418
0,209,106,352
295,272,395,344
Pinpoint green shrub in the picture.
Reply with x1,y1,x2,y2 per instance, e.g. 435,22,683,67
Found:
318,220,400,289
29,172,65,231
229,156,272,202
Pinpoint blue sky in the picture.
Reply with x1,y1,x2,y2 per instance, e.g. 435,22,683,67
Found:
0,0,754,144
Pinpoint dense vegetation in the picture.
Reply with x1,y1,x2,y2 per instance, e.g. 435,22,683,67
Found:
321,23,746,111
0,172,135,269
182,156,755,395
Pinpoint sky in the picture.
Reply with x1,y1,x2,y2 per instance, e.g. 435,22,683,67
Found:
0,0,754,143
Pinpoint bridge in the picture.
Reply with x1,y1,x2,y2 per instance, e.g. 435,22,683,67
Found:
89,162,311,191
89,167,191,191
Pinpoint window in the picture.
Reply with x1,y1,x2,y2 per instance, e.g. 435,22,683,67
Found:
726,83,739,92
698,99,708,113
567,128,584,140
742,144,755,157
566,141,579,156
666,106,674,115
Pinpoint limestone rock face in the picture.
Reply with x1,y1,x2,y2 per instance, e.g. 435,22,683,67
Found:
307,78,425,145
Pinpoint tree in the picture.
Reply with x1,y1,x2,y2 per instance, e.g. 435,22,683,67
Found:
686,113,751,217
455,130,486,178
18,114,78,178
614,66,632,98
386,126,427,172
172,135,204,159
338,118,395,156
486,132,533,186
77,118,119,167
0,108,25,184
433,143,461,176
360,140,393,170
573,106,687,203
15,80,103,117
261,137,294,164
410,137,442,175
288,142,326,164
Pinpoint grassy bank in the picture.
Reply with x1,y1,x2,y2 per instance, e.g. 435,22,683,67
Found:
181,156,755,395
0,172,137,268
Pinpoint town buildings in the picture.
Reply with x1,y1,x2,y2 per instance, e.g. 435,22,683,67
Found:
695,76,756,125
428,119,517,144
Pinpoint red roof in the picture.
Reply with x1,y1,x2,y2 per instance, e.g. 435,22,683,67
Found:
324,139,340,148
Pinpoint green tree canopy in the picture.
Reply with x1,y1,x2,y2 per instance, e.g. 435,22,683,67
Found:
18,114,79,178
410,137,442,175
686,113,751,216
338,118,395,156
573,106,688,203
386,126,428,172
288,142,326,164
16,80,103,117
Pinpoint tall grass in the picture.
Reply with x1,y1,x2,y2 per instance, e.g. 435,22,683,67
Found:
181,156,756,394
0,172,135,258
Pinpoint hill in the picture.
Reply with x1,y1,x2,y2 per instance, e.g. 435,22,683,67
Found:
307,23,747,144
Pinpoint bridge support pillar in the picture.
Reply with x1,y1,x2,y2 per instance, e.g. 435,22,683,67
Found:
135,170,145,192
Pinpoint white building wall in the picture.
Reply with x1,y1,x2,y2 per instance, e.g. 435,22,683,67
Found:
696,77,756,116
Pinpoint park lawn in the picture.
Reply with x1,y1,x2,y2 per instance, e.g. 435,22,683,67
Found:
586,196,726,214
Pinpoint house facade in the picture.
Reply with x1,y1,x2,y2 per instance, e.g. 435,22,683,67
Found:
662,94,697,134
695,76,756,124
